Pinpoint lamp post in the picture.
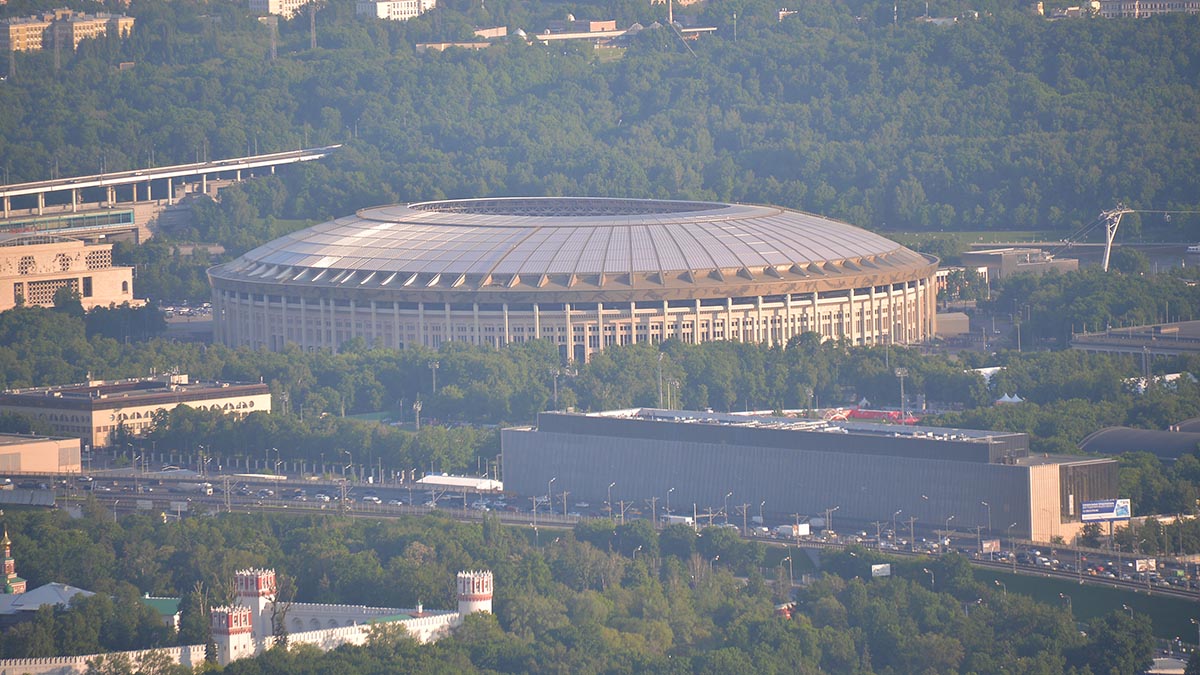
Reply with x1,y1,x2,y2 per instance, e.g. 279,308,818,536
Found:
608,482,616,518
667,487,675,516
895,367,908,419
944,515,955,547
428,360,439,394
981,501,991,532
724,491,733,525
826,505,840,534
633,545,643,560
923,567,935,588
1190,618,1199,649
658,353,664,408
782,555,793,586
994,579,1006,597
113,499,120,523
893,509,902,541
1123,604,1134,619
759,500,766,525
548,477,557,509
710,555,720,573
1059,592,1072,614
412,399,422,431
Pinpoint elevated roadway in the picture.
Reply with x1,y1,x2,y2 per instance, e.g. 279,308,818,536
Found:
0,145,340,218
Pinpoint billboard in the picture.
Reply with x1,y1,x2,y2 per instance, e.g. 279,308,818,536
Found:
980,539,1001,553
871,564,891,578
1135,558,1157,573
1081,498,1132,522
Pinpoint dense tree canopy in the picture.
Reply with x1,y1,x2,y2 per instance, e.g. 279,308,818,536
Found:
1,0,1199,238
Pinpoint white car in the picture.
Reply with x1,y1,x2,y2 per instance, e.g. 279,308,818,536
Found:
314,493,331,502
362,495,381,504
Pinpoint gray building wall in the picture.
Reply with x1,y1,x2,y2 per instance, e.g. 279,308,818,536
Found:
502,427,1038,538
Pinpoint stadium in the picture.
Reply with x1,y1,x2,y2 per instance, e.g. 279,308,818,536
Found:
209,197,938,359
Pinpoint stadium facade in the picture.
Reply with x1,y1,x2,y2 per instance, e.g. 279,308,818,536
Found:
502,409,1119,543
209,198,938,359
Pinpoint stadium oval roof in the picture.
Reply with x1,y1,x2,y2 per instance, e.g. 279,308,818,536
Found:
212,197,935,300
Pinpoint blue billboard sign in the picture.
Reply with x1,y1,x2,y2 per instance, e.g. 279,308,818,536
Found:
1082,498,1131,522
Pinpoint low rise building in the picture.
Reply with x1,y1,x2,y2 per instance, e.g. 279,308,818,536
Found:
0,8,133,53
503,408,1120,543
248,0,313,20
960,247,1078,280
0,374,271,448
0,234,140,312
1098,0,1199,16
356,0,436,21
0,433,81,474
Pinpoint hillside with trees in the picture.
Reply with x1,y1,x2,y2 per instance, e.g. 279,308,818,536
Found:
1,0,1199,239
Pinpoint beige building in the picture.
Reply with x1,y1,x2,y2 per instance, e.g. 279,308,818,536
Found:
0,433,81,474
0,234,140,311
0,9,133,53
248,0,314,20
1098,0,1199,15
0,374,271,448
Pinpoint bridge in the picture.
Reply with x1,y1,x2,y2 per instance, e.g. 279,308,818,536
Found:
0,145,341,219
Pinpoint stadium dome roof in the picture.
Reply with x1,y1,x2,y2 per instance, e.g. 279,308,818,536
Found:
214,197,932,297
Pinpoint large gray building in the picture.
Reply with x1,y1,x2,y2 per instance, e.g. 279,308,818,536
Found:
502,409,1118,543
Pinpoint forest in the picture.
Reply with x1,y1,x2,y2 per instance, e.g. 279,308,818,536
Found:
1,0,1199,239
0,505,1159,674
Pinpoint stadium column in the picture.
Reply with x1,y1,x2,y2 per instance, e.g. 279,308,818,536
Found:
37,192,44,215
473,303,480,345
71,188,78,213
848,290,855,345
503,304,510,347
663,301,672,341
299,298,307,349
445,303,453,347
393,302,401,349
726,297,734,342
167,177,173,205
564,303,573,359
107,186,115,206
371,300,378,346
810,292,819,338
784,293,793,343
629,301,637,345
418,302,425,348
756,296,764,345
693,299,701,344
533,303,541,340
597,303,605,352
281,296,289,349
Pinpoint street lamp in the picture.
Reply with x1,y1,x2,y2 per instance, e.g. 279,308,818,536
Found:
1059,592,1072,614
633,545,643,560
1123,604,1134,619
994,579,1006,597
412,399,422,431
981,501,991,532
782,555,793,586
759,500,766,525
667,487,675,516
1190,618,1199,649
826,505,840,534
724,491,733,525
922,567,935,588
608,482,616,518
428,360,439,394
893,509,902,540
548,477,557,506
710,555,720,573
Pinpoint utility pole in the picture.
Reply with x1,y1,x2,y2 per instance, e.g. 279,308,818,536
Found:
908,516,918,553
645,496,659,527
561,491,570,517
738,503,750,535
